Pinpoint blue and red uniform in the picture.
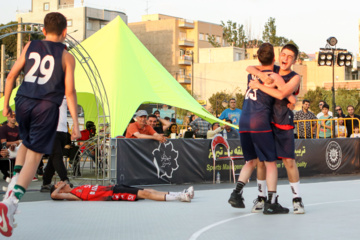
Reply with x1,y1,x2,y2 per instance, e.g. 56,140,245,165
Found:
70,184,142,201
239,71,277,162
272,65,299,159
15,40,67,154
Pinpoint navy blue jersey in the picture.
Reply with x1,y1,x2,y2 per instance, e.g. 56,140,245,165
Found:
272,65,299,128
17,40,66,106
239,71,274,132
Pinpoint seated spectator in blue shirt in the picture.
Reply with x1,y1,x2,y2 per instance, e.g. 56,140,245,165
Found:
218,98,242,126
224,119,239,139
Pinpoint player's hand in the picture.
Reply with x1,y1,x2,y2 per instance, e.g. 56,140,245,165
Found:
249,79,261,89
260,72,274,85
2,106,13,117
155,134,166,143
71,126,82,141
287,103,296,111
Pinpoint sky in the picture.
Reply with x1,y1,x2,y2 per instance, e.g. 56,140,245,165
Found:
1,0,359,55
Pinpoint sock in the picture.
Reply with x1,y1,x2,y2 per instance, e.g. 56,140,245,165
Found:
235,181,246,194
268,191,277,204
165,194,177,201
13,165,23,176
290,181,301,198
257,179,267,197
13,184,26,200
168,192,181,197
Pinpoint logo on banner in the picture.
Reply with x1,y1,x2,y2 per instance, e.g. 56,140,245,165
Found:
326,141,342,170
152,142,179,178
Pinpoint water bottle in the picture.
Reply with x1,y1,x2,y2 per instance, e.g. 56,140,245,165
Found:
223,129,227,139
216,172,221,184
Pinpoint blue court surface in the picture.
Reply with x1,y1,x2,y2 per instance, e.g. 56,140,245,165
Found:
3,174,360,240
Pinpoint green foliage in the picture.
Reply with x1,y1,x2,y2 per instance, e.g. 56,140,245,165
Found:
209,91,245,116
262,17,294,47
235,92,245,109
208,35,221,48
210,20,247,48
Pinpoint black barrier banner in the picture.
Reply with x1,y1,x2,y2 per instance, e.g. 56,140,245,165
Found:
116,138,360,185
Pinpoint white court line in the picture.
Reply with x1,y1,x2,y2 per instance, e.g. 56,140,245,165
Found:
189,196,360,240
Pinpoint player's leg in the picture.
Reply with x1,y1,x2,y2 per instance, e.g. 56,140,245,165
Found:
142,188,192,202
252,161,267,213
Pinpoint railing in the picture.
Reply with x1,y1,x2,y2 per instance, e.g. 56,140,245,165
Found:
294,118,360,139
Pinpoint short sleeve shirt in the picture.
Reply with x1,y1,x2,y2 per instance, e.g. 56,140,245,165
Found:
0,125,20,142
125,122,156,138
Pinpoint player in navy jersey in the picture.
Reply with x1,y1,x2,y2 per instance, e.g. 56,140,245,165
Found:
247,44,304,214
0,12,81,237
228,43,290,214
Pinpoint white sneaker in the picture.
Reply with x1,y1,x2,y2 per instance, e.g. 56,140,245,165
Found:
179,192,191,202
3,174,19,201
293,197,305,214
183,186,194,199
251,196,266,213
0,194,19,237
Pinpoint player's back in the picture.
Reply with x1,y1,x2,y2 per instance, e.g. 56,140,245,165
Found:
70,185,114,201
240,72,274,132
16,40,66,106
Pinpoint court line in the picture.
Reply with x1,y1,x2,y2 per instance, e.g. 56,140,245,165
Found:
189,198,360,240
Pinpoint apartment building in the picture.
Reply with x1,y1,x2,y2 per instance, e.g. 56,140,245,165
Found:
16,0,128,43
129,14,223,88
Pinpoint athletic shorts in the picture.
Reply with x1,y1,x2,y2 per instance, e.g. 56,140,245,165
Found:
15,96,59,155
240,131,277,162
112,184,144,201
272,126,295,159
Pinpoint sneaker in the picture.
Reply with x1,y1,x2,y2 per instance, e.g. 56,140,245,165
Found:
183,186,194,199
40,184,53,192
228,190,245,208
251,196,267,213
32,176,38,182
3,174,19,201
179,192,191,202
0,194,19,237
36,167,44,176
293,197,305,214
263,196,289,215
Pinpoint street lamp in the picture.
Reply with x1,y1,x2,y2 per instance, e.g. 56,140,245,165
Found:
215,93,228,117
318,36,353,136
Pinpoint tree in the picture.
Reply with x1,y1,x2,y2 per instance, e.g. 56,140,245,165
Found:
208,35,220,48
262,17,294,47
209,20,247,48
208,91,232,116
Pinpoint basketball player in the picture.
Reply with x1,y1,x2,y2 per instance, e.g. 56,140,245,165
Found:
228,43,292,214
247,44,305,214
0,12,81,237
50,181,194,202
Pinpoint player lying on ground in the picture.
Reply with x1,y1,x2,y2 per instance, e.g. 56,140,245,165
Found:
50,181,194,202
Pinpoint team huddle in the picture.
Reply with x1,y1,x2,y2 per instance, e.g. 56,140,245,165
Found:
0,11,303,238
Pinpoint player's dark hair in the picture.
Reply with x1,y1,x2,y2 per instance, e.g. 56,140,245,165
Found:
282,44,299,60
50,185,63,201
257,43,274,66
302,99,310,104
44,12,67,35
322,103,330,110
147,114,157,119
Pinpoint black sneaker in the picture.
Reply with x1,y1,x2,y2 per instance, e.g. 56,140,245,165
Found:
228,190,245,208
40,184,53,192
263,196,289,215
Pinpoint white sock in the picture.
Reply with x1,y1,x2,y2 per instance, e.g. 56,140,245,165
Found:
168,192,181,197
257,179,267,197
290,181,301,198
165,194,178,201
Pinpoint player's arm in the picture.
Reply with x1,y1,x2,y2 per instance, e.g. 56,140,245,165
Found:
3,42,30,117
133,132,166,143
63,51,81,141
287,95,297,110
246,65,274,85
51,182,81,201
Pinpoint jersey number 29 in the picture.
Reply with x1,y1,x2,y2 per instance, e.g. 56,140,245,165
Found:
24,52,55,85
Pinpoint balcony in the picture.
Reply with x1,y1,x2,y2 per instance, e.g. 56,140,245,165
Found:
178,55,193,65
175,73,191,84
178,38,194,47
178,19,194,29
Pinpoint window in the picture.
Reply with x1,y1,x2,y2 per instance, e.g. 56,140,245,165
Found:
87,22,93,30
67,20,72,27
216,36,221,43
235,52,241,61
44,3,50,11
199,33,204,41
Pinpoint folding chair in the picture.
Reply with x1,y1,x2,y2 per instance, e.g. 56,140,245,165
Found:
211,134,243,183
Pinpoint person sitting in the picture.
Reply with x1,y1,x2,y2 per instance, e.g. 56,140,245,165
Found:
165,123,178,137
350,126,360,138
125,110,166,143
335,117,347,138
207,122,223,139
50,181,194,202
224,119,240,139
147,113,171,135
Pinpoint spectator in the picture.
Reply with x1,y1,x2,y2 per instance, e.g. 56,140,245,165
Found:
170,118,176,124
219,98,242,126
335,117,347,138
41,97,72,192
316,100,333,119
224,119,240,139
335,106,345,118
0,114,21,180
147,114,171,135
189,116,211,139
317,103,332,138
125,110,166,143
345,105,360,137
350,126,360,138
207,122,223,139
165,123,178,137
294,99,317,139
159,104,175,119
